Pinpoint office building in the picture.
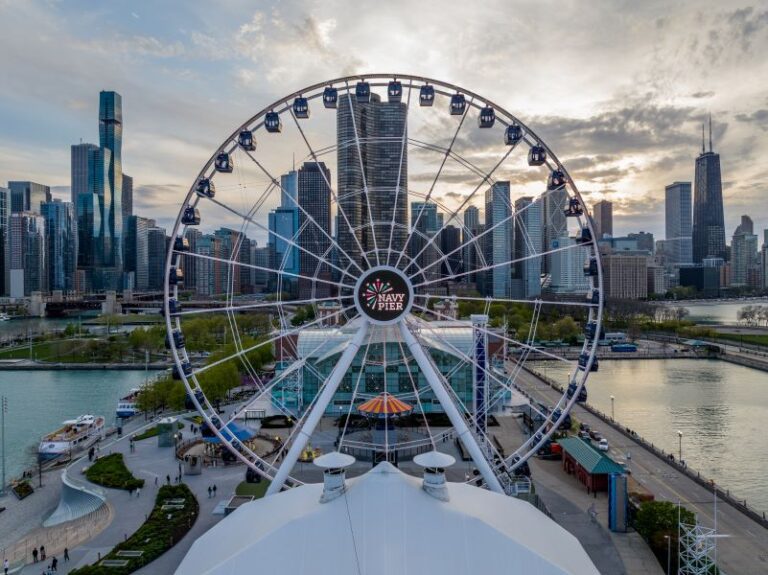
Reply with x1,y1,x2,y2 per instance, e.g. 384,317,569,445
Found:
692,120,726,263
482,182,512,298
410,201,442,285
462,206,481,284
297,162,332,298
125,215,150,291
71,143,99,205
147,226,167,292
183,228,202,293
440,224,462,279
592,200,612,239
543,188,568,273
337,93,407,267
8,181,51,214
194,234,220,296
0,187,8,295
281,170,298,208
268,207,300,296
122,174,133,222
252,245,270,289
627,231,654,253
513,196,542,298
548,236,590,294
602,254,648,300
9,212,46,297
664,182,692,266
41,200,77,292
731,216,758,288
761,230,768,290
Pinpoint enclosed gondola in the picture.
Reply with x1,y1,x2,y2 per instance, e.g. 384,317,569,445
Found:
264,111,282,133
450,93,466,115
214,152,233,173
355,81,371,103
478,106,495,128
238,130,255,151
172,361,192,380
168,266,184,286
565,197,584,217
576,227,592,245
504,124,523,145
174,237,190,252
184,388,205,410
528,145,546,166
419,84,435,106
293,96,309,119
181,207,200,226
388,80,403,103
547,169,566,189
322,86,338,108
195,178,215,199
584,257,599,277
165,329,185,350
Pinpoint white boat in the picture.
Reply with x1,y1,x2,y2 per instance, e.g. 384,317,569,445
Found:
116,388,142,418
0,313,10,321
38,414,105,461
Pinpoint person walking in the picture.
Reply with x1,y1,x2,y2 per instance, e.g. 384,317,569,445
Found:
212,484,217,497
32,547,38,563
63,548,69,562
51,556,58,572
4,557,10,574
136,486,141,498
207,486,212,499
166,474,171,485
154,476,158,486
40,545,46,560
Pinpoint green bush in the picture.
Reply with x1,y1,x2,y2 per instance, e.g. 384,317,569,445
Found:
635,500,696,573
70,484,199,575
133,422,184,441
85,453,145,491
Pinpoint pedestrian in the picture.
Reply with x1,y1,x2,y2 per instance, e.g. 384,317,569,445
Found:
166,474,170,485
51,556,58,572
63,548,69,562
40,545,46,560
136,487,141,498
212,484,217,496
154,476,158,486
33,547,38,563
4,557,9,574
207,485,212,498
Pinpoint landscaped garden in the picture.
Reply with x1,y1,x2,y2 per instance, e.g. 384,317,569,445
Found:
85,453,144,491
132,421,184,441
70,484,199,575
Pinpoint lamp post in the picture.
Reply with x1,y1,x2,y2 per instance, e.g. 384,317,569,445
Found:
610,395,615,420
677,430,683,463
664,534,671,574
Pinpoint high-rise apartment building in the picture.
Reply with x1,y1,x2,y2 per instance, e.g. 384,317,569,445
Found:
664,182,693,265
0,187,8,295
41,200,77,292
9,212,46,297
337,93,407,267
549,236,590,294
482,182,512,298
602,254,648,300
731,216,758,287
592,200,613,239
8,181,51,214
297,162,332,298
692,121,726,263
513,196,542,298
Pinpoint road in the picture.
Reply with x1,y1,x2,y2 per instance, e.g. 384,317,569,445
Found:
512,366,768,574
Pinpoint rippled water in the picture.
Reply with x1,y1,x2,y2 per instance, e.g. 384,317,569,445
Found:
678,298,768,325
541,359,768,513
0,370,148,482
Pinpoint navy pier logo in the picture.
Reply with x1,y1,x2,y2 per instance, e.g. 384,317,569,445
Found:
355,267,412,324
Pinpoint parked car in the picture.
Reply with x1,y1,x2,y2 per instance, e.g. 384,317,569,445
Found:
578,430,591,441
597,438,609,452
589,430,603,441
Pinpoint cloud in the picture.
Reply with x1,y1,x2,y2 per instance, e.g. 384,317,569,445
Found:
690,91,715,99
735,109,768,131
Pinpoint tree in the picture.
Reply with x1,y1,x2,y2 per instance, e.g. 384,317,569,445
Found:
635,501,696,574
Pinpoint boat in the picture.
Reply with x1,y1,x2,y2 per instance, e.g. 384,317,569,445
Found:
38,414,105,461
116,388,142,418
0,313,10,321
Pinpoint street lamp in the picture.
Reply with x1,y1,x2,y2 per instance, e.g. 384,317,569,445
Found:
664,534,671,575
610,395,615,420
677,430,683,463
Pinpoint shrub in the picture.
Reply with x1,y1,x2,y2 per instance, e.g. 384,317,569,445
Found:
85,453,145,491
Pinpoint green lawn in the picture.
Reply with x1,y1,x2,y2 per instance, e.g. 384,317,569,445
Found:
86,453,144,490
715,332,768,347
132,421,184,441
0,337,167,363
235,480,270,498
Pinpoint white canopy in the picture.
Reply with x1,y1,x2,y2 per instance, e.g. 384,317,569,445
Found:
176,463,599,575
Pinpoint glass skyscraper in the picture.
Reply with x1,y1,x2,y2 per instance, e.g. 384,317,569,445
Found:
513,196,542,299
692,124,725,263
482,182,512,298
664,181,693,266
297,162,332,298
9,212,46,297
125,215,150,291
41,200,77,292
0,187,8,295
8,181,51,214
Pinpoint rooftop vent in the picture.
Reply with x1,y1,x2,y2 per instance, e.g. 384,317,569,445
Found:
313,452,355,503
414,451,456,501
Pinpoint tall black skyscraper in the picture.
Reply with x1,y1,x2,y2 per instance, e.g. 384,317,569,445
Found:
692,118,726,263
337,93,407,268
297,162,332,298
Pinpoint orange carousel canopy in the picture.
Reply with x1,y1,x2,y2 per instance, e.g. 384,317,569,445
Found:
357,392,412,416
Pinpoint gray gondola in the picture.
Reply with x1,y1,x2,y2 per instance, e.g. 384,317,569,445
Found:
355,81,371,103
565,197,584,217
181,207,200,226
547,169,566,189
214,152,233,173
238,130,255,151
505,124,523,145
293,97,309,119
478,106,495,128
323,86,338,108
264,111,282,133
388,80,402,103
168,266,185,286
419,84,435,106
583,257,599,277
576,227,592,245
450,93,466,115
174,237,190,252
195,178,215,199
528,145,546,166
172,361,193,381
163,298,181,316
165,329,185,350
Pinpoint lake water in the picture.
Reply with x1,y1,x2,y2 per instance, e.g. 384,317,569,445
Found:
539,359,768,513
0,370,149,482
677,298,768,325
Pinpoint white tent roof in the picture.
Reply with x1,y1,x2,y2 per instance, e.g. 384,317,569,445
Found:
176,463,599,575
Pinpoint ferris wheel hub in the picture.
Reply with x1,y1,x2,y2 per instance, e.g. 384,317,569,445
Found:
354,265,414,325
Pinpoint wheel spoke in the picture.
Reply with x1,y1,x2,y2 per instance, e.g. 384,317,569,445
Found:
414,294,597,309
385,80,413,267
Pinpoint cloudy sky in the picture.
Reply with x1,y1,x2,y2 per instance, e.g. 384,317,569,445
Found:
1,0,767,239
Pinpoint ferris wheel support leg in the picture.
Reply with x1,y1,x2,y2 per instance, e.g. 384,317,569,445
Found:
398,321,504,494
266,320,370,496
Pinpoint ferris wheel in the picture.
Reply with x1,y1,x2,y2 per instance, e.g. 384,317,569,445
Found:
163,74,604,495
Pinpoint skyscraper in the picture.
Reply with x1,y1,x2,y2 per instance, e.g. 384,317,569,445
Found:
8,181,51,214
543,188,568,273
513,196,542,298
280,170,298,208
410,201,441,285
440,225,462,279
692,119,726,263
9,212,46,297
125,215,150,291
41,200,77,292
297,162,332,298
122,174,133,222
592,200,613,239
664,182,693,265
337,93,407,267
268,207,299,296
0,187,9,295
731,216,757,287
482,182,512,298
71,143,99,205
462,206,481,284
147,226,167,291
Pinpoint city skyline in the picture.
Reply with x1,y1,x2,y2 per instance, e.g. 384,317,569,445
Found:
0,1,767,238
